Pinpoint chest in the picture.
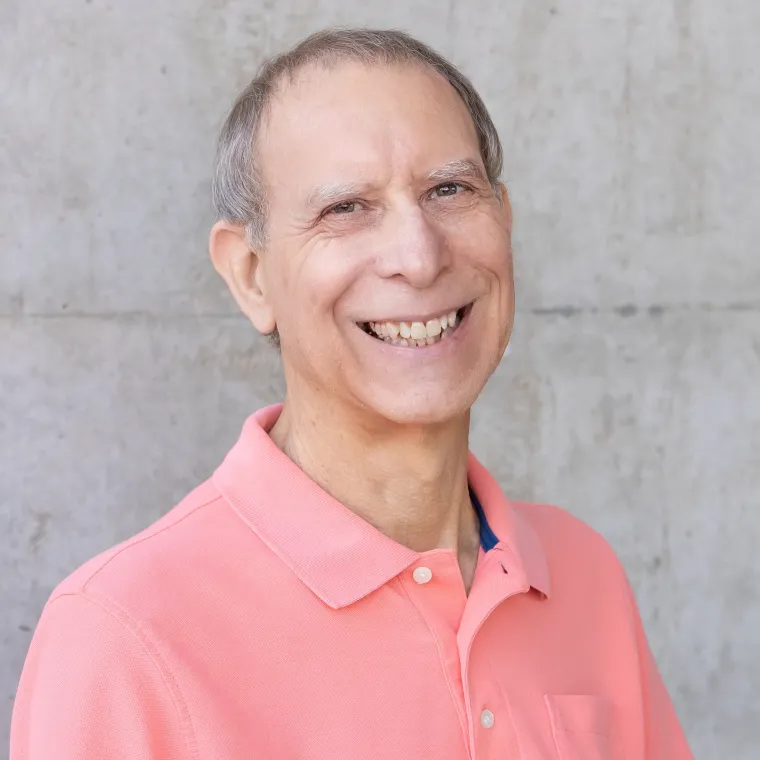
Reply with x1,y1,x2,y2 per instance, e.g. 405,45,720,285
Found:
159,563,631,760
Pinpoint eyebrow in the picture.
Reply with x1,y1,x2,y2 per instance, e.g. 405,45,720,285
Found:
424,158,489,184
304,158,489,211
306,181,366,210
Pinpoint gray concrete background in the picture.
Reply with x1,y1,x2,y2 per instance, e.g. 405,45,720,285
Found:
1,0,758,756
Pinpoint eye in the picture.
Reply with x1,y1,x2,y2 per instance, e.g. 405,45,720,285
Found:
433,182,467,198
326,200,359,215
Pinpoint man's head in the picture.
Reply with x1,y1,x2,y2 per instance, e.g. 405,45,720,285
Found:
210,29,514,426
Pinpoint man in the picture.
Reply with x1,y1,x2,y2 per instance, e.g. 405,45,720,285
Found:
12,28,693,759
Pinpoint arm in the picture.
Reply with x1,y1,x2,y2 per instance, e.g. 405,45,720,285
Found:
11,593,189,760
625,580,694,760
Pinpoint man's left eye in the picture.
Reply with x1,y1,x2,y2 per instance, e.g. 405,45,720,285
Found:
434,182,465,197
328,201,358,214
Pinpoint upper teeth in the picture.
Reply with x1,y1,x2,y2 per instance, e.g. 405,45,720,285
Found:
369,310,459,340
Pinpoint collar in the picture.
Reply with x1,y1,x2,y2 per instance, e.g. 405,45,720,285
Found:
466,455,551,599
213,404,551,608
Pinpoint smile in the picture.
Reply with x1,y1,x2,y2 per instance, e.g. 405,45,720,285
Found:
358,303,472,348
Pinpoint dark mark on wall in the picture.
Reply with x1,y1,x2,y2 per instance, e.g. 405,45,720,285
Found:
727,301,759,312
530,305,582,318
615,304,638,317
29,512,52,554
527,301,760,318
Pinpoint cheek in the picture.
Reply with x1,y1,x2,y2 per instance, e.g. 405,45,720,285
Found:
286,246,364,328
458,223,513,282
484,224,513,283
446,203,511,259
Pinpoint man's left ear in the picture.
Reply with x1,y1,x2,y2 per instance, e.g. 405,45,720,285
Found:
208,221,276,335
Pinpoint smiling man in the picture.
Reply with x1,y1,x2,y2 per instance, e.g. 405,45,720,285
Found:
12,28,693,760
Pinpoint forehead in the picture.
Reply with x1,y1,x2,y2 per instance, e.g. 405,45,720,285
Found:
257,61,482,192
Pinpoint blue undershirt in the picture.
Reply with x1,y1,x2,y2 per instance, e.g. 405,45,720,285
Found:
469,485,499,552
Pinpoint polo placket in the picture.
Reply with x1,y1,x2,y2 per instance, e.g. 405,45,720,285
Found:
399,541,535,760
399,550,470,753
458,545,536,757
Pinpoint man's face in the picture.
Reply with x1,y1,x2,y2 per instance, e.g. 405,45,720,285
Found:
256,61,514,425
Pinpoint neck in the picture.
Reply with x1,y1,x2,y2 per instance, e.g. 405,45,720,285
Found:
268,391,480,561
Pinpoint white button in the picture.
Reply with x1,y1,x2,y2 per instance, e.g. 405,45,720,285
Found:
412,566,433,584
480,709,495,729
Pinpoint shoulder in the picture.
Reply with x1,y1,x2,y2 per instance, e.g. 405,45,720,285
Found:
513,500,630,587
17,478,228,742
50,478,225,604
514,500,613,549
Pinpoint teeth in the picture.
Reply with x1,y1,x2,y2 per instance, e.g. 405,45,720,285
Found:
426,318,441,336
410,322,426,340
364,306,465,347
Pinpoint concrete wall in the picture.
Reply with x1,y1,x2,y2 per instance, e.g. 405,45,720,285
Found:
2,0,758,756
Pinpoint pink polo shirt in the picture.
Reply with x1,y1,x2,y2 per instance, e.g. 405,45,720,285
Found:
12,404,693,759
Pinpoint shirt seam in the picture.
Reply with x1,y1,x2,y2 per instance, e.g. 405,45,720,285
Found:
396,574,472,755
67,494,223,759
79,493,223,592
47,591,199,760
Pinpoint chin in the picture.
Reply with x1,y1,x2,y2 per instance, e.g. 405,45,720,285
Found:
360,386,481,427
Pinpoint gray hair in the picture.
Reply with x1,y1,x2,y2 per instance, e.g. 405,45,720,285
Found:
211,27,504,347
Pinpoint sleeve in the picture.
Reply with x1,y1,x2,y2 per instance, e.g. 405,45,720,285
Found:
11,592,190,760
625,580,694,760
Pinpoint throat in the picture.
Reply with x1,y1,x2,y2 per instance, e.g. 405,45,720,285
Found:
269,399,473,553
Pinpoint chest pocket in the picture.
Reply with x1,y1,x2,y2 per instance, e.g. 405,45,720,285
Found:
544,694,614,760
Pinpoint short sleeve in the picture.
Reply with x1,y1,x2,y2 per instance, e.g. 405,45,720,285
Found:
11,592,190,760
624,579,694,760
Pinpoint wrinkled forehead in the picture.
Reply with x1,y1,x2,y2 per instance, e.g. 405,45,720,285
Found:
256,60,483,194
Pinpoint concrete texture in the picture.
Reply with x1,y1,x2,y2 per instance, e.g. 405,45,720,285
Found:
1,0,758,756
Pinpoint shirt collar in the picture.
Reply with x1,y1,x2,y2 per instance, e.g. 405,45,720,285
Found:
466,455,551,599
213,404,550,608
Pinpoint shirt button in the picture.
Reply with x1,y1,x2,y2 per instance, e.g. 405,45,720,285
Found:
412,566,433,584
480,709,495,729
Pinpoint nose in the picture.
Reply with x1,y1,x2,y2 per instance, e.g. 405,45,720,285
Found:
374,203,449,289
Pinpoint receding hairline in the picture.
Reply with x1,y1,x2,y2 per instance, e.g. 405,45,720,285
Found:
255,60,492,206
212,27,504,252
254,55,479,156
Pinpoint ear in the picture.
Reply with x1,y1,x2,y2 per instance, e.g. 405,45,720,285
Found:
209,221,276,335
497,182,513,232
